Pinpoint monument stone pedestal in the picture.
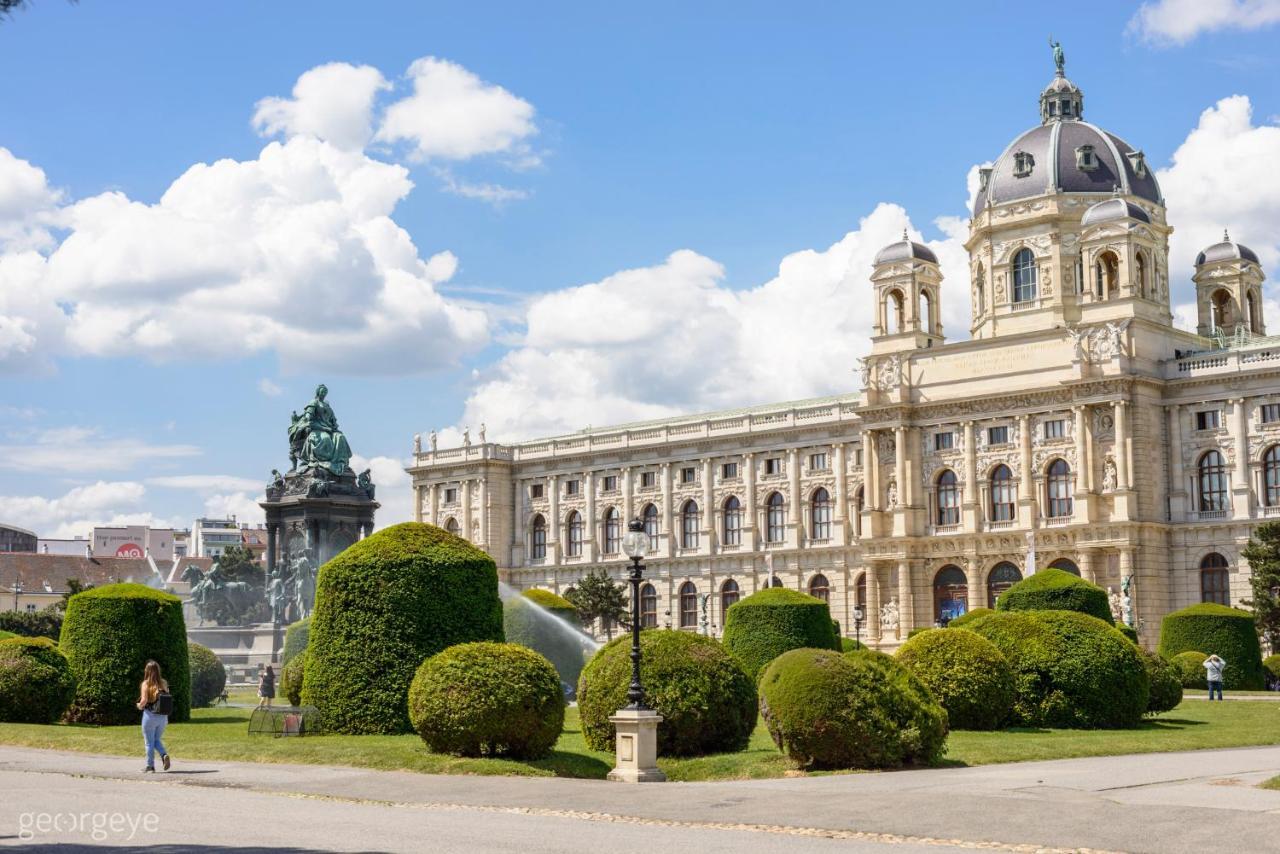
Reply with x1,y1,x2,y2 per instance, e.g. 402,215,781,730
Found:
607,708,666,783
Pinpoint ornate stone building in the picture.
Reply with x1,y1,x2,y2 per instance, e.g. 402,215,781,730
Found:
407,60,1275,648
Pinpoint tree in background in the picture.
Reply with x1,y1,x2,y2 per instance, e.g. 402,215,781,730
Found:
564,569,630,640
0,609,63,640
1241,520,1280,652
56,578,94,612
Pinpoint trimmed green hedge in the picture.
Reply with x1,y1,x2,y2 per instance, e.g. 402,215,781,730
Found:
1118,624,1139,644
758,647,948,769
1172,651,1208,689
187,642,226,708
281,654,304,707
578,630,756,756
302,523,504,734
995,568,1113,624
1157,603,1265,690
840,637,864,652
281,617,311,667
503,589,587,696
60,583,190,724
409,642,564,759
1263,654,1280,684
1140,650,1183,714
947,608,992,628
721,588,839,679
958,610,1148,728
0,636,76,723
896,627,1014,730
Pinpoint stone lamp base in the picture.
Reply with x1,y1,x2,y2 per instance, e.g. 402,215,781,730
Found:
607,707,666,783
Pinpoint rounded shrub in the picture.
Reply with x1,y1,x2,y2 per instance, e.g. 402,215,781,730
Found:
947,608,992,628
840,637,864,652
958,610,1148,728
280,654,305,707
721,588,839,679
577,630,756,756
758,647,947,769
0,636,76,723
60,583,189,724
1263,654,1280,686
1171,651,1208,689
302,522,504,734
187,642,226,708
1157,603,1265,690
896,627,1014,730
995,568,1113,624
503,589,587,695
1118,623,1139,644
281,617,311,667
1140,650,1183,714
409,641,564,759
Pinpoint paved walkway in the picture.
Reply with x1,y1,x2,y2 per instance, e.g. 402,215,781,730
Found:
2,744,1280,852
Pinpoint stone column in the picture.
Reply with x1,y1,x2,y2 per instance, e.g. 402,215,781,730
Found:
1167,405,1186,521
965,560,983,614
461,480,473,543
896,559,914,638
584,469,596,561
1018,413,1035,526
1082,549,1100,585
477,479,488,549
963,421,978,529
833,443,848,544
744,452,758,549
548,474,560,565
1119,547,1135,626
865,429,880,510
266,523,277,574
1231,397,1252,519
622,466,635,525
661,463,673,555
894,426,907,499
867,563,882,644
513,481,526,565
1114,401,1131,490
413,486,422,523
788,447,802,547
1073,405,1090,523
701,457,715,552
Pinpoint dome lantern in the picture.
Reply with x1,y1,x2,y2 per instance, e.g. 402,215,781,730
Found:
1040,39,1082,124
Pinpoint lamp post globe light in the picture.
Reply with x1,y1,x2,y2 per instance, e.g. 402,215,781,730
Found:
607,519,666,783
853,603,864,648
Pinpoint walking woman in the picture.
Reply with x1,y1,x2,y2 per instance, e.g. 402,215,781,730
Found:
257,664,276,709
135,660,172,772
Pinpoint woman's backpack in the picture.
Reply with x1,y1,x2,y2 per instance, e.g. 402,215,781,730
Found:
151,690,174,716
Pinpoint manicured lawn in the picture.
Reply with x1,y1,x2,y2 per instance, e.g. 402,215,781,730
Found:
1,701,1278,782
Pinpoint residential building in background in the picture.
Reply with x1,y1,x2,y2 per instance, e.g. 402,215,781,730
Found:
92,525,178,561
0,523,37,554
192,517,242,557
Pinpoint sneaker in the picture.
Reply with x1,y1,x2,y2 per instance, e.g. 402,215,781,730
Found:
143,767,154,773
161,754,171,771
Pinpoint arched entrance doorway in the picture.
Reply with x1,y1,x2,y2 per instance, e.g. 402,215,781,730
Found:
933,565,968,625
987,562,1022,608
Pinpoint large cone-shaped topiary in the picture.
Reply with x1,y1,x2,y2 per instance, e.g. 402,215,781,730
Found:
503,589,587,695
721,588,840,679
995,568,1113,624
302,523,504,734
0,636,77,723
1157,603,1264,690
60,583,190,724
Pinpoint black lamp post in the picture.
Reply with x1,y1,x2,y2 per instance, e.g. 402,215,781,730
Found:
621,519,651,710
853,604,864,648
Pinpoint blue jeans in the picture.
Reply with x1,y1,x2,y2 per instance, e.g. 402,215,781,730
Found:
1208,680,1224,701
142,710,168,768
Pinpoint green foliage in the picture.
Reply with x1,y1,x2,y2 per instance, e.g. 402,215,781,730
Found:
1171,651,1208,689
1118,623,1139,644
1263,654,1280,684
721,588,839,679
1241,520,1280,650
503,589,586,695
0,609,63,640
758,647,948,770
563,569,629,640
59,583,190,724
577,630,756,756
1140,650,1183,714
0,630,14,641
0,636,76,723
896,627,1014,730
56,578,94,612
995,568,1114,624
408,642,564,759
302,522,504,734
839,637,864,652
281,617,311,667
1157,603,1265,690
187,643,226,708
958,610,1148,728
947,608,991,628
280,655,304,707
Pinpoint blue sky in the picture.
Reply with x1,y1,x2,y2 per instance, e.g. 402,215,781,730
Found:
2,0,1279,536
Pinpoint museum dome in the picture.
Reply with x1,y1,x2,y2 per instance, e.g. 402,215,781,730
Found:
1081,197,1150,227
1196,230,1261,266
874,232,938,266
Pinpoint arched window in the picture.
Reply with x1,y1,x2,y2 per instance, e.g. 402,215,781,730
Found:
1249,291,1262,333
640,582,658,628
1048,557,1080,576
769,575,784,588
887,289,905,333
1097,251,1119,298
854,485,865,537
975,263,986,312
681,500,699,549
721,578,740,615
936,469,959,525
445,517,460,535
810,488,832,540
1200,553,1230,605
1012,248,1037,303
723,496,742,545
1135,252,1147,298
1198,450,1229,512
1047,459,1073,518
766,492,786,543
933,565,968,624
679,581,698,628
919,290,932,332
642,503,659,549
856,573,867,611
603,507,621,555
1264,446,1280,507
566,511,583,557
1212,290,1232,331
808,573,830,603
530,514,546,559
987,562,1022,608
990,464,1016,522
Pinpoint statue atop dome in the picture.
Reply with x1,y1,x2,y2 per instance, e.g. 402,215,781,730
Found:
1049,36,1065,76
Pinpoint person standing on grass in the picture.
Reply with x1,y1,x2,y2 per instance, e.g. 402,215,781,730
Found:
135,660,173,773
1203,654,1227,701
257,664,276,709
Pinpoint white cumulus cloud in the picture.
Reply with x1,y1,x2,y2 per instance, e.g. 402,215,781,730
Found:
1129,0,1280,45
0,480,183,539
351,453,412,529
253,62,390,151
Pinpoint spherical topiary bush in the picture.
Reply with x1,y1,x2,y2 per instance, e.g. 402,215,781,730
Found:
1157,603,1265,690
896,627,1014,730
281,617,311,667
946,608,992,629
958,610,1148,728
1140,650,1183,714
758,647,947,770
577,630,756,756
187,642,226,708
280,654,305,707
0,637,76,723
408,642,564,759
721,588,839,679
995,568,1113,624
60,583,190,724
1172,651,1208,689
302,523,504,734
503,589,587,696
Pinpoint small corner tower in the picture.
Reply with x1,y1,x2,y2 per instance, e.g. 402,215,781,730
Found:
1193,231,1266,338
869,231,945,355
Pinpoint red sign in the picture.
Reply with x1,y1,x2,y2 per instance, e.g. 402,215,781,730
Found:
115,544,144,559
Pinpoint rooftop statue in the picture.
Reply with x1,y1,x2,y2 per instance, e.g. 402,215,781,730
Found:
1049,36,1065,76
288,384,353,476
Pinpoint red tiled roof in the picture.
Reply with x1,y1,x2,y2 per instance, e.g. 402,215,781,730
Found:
0,553,170,593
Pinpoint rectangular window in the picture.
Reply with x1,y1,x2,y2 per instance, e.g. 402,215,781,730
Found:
640,471,656,488
530,484,543,499
855,448,864,466
680,467,696,484
443,488,458,504
809,453,828,471
1045,419,1066,439
934,432,954,451
988,426,1010,445
1196,410,1221,431
1263,404,1280,424
722,462,738,479
765,458,782,476
566,479,580,496
603,475,618,492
